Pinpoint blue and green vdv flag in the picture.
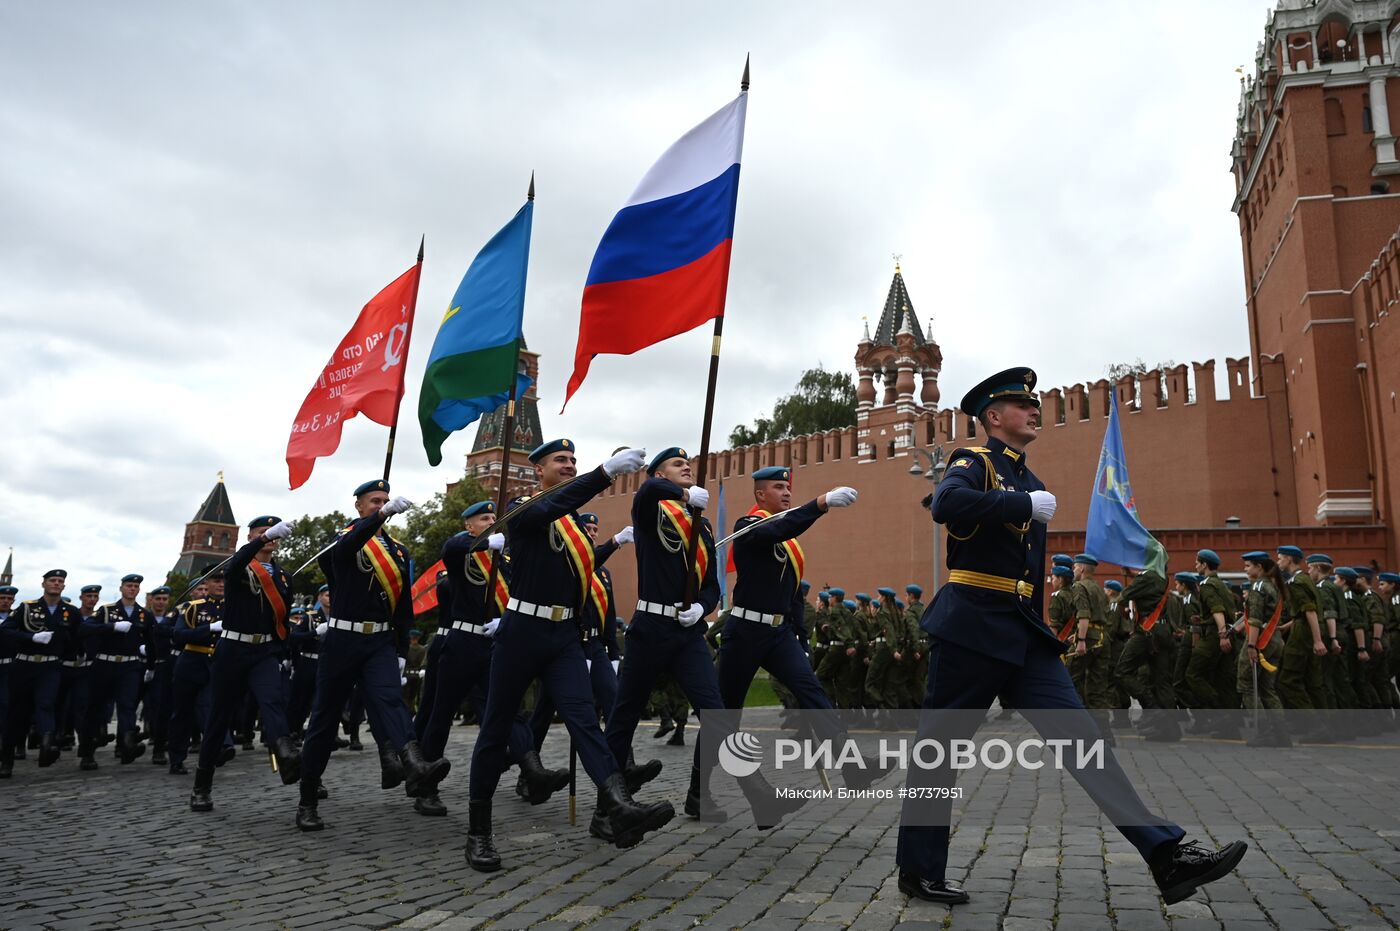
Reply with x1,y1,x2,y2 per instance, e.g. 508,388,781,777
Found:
1085,391,1167,575
419,200,534,466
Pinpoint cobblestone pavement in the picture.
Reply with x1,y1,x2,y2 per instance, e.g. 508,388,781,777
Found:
2,713,1398,931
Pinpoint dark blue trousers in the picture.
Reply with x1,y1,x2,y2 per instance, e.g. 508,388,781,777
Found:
531,636,618,751
605,615,728,776
4,660,60,746
417,629,532,764
168,652,219,767
412,640,443,741
57,664,90,738
469,611,618,801
896,639,1185,881
144,659,172,750
717,618,847,748
287,655,318,735
301,629,412,784
85,660,141,742
197,640,291,771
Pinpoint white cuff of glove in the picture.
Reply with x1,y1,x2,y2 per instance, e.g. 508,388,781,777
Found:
381,495,414,517
1029,490,1057,523
685,486,710,510
613,526,634,547
114,620,132,634
400,676,407,686
602,447,646,478
824,486,858,508
483,618,501,637
585,659,592,672
144,670,154,683
677,602,704,627
315,622,329,637
398,656,407,674
265,519,295,540
32,631,53,645
611,659,620,674
487,532,506,552
209,621,224,634
139,644,147,657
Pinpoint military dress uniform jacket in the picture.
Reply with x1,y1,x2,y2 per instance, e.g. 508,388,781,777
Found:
442,530,510,627
631,476,721,617
921,437,1063,665
224,534,292,644
730,499,823,626
173,598,223,651
501,465,613,612
323,511,413,653
82,601,154,658
1,600,81,657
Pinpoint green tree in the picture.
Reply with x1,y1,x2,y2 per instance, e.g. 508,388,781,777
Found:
275,510,352,601
400,475,492,572
729,366,856,447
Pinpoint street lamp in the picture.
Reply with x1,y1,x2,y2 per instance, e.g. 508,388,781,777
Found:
908,447,948,591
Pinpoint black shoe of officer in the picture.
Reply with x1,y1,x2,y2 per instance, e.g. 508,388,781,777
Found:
518,750,570,805
653,716,674,740
273,736,302,786
898,873,970,905
514,770,528,800
78,738,98,771
401,740,450,799
379,743,406,790
190,767,214,812
414,790,447,817
588,799,615,842
0,747,13,779
38,732,61,767
316,781,328,799
27,730,39,750
296,780,324,831
667,721,686,746
151,745,168,766
600,772,675,849
12,745,23,761
239,732,255,751
1150,838,1248,904
168,762,189,775
736,771,806,830
465,799,501,872
623,758,662,795
124,731,146,762
347,725,363,751
683,766,729,823
218,745,236,766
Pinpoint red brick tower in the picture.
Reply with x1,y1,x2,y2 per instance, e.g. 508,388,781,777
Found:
172,474,238,576
465,341,543,498
854,262,942,461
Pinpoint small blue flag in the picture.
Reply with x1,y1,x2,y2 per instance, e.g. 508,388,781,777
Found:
1085,393,1167,575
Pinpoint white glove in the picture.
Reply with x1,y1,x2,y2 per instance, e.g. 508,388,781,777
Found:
586,659,592,672
139,644,147,657
483,618,501,637
487,532,505,551
603,447,646,477
1029,490,1057,523
824,486,858,508
686,486,710,510
32,630,53,645
265,519,295,540
400,676,408,687
613,526,634,546
380,495,414,517
209,621,224,634
611,659,620,674
144,670,154,683
315,621,329,637
114,620,133,633
678,602,704,627
398,656,407,674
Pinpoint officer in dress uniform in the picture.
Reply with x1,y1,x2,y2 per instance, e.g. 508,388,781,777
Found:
167,571,230,775
189,516,302,813
896,367,1246,907
1,571,81,774
82,573,156,767
465,440,673,872
416,500,566,819
0,585,14,755
57,584,101,753
296,480,448,831
144,585,175,765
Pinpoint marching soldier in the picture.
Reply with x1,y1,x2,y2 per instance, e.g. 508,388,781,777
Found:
1239,552,1289,747
464,441,672,872
1306,555,1353,737
1335,567,1382,730
288,584,329,738
1273,545,1330,740
811,590,831,680
1069,555,1115,743
144,585,175,765
1172,573,1204,712
1354,567,1398,724
1,571,82,775
167,571,229,775
1115,566,1180,741
1378,571,1400,726
0,585,14,748
896,367,1245,907
815,586,847,701
190,516,301,814
1185,549,1241,738
1048,565,1077,685
903,584,928,708
83,573,154,767
863,588,902,714
1104,579,1133,727
57,583,101,753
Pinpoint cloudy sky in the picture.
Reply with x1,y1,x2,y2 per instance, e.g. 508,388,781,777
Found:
1,2,1268,590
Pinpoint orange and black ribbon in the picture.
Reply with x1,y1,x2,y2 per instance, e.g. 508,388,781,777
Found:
363,534,407,614
553,516,597,609
246,561,289,640
752,508,805,590
470,551,510,615
659,499,710,587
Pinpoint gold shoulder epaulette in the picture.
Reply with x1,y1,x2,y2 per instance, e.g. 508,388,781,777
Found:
965,446,990,453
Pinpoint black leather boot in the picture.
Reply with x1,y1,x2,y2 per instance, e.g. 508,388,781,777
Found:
120,729,146,764
0,745,13,778
623,754,662,795
151,742,168,765
1151,838,1248,904
737,770,805,830
38,732,60,767
273,736,302,786
378,743,405,790
653,715,674,740
588,798,614,842
518,750,570,805
190,767,214,812
401,740,450,799
346,724,363,751
601,772,675,849
414,789,447,816
667,717,686,746
78,737,98,771
683,765,729,822
465,799,501,872
296,780,324,831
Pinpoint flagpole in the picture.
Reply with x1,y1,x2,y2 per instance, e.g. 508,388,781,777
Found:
383,236,426,482
682,57,748,604
483,174,533,615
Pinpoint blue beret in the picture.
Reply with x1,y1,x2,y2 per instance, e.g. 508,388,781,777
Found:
317,584,329,593
1353,566,1374,579
1073,554,1098,567
43,569,67,579
842,600,857,610
409,628,422,637
959,367,1039,419
1241,551,1270,563
878,587,895,597
1173,572,1199,585
248,516,280,530
354,479,389,497
149,586,171,596
578,512,599,527
0,585,17,595
1379,572,1400,584
80,584,102,594
647,446,688,474
61,596,71,603
290,606,305,615
752,466,790,482
818,591,830,601
895,599,905,610
462,501,495,520
1276,545,1303,560
1196,549,1221,568
800,579,811,592
121,573,144,584
1335,566,1358,580
855,592,871,602
1104,579,1123,592
1051,554,1074,568
828,587,845,598
906,584,923,596
1051,566,1073,579
528,438,574,463
1306,554,1333,566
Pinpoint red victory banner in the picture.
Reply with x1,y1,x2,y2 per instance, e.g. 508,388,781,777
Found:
411,559,446,615
286,263,422,489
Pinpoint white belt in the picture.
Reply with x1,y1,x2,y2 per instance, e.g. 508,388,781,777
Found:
299,652,319,661
450,620,491,636
16,654,58,663
636,600,678,619
61,659,91,668
329,618,391,635
732,607,784,627
408,669,425,678
0,658,10,665
219,630,274,645
506,598,573,621
873,637,887,644
95,653,139,663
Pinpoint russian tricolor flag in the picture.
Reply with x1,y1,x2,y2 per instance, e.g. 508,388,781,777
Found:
563,90,748,408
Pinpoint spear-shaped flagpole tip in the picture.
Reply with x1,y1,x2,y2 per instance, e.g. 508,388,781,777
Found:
417,234,425,264
528,171,535,202
741,53,750,91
